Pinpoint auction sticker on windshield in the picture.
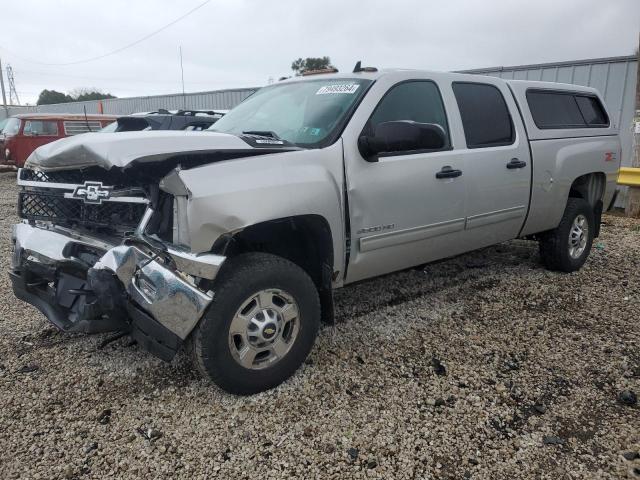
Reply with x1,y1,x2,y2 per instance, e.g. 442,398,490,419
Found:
316,84,360,95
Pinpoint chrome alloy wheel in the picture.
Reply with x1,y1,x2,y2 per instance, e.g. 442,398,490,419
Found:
228,289,300,370
568,214,588,259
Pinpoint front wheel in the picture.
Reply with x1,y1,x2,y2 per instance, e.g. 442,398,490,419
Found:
539,197,595,272
189,252,320,395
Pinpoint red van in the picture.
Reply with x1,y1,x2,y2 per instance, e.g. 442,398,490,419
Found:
0,113,117,167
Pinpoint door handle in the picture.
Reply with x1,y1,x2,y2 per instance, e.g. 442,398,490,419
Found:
435,166,462,179
506,158,527,169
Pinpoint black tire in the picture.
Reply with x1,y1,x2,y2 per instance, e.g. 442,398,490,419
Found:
189,252,320,395
539,197,595,272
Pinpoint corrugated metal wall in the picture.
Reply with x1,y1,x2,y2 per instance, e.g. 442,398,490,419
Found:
460,55,638,207
1,87,257,119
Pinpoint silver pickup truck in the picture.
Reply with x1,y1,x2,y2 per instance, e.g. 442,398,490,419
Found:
11,66,621,394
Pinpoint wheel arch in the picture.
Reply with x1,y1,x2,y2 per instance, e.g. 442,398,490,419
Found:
212,214,336,324
568,172,606,206
567,172,605,237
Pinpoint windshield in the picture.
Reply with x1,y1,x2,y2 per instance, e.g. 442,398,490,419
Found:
0,119,6,134
209,78,372,147
2,117,21,136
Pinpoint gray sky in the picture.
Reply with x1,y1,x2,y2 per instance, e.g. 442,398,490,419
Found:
2,0,639,105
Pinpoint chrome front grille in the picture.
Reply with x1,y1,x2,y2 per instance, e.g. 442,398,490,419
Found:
17,168,148,231
19,168,85,184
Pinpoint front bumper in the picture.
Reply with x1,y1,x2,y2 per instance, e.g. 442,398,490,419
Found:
10,222,225,361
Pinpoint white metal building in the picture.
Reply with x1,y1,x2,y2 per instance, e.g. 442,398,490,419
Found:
1,87,257,119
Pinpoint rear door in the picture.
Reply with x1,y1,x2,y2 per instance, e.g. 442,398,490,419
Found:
451,81,531,247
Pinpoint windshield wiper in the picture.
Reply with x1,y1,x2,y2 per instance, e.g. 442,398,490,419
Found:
239,130,298,148
242,130,282,140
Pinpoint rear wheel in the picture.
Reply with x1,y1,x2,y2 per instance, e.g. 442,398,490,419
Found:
539,197,595,272
189,252,320,395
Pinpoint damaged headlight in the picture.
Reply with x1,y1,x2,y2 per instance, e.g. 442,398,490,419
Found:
159,168,191,247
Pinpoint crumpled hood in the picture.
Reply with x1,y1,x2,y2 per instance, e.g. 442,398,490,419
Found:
25,130,272,171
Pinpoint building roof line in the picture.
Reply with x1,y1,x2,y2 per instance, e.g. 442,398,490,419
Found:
457,54,637,74
57,87,260,107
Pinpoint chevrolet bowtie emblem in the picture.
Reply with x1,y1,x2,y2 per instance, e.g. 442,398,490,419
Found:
72,181,113,204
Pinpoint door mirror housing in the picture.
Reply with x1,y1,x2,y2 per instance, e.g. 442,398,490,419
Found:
358,120,447,160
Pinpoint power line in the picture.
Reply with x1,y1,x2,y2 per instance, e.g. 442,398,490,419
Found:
0,0,212,66
0,67,232,86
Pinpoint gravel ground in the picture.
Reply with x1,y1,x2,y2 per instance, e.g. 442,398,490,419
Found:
0,170,638,480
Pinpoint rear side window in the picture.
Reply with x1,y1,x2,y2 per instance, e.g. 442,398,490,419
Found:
526,90,609,129
574,96,608,126
64,121,103,135
368,80,450,148
452,82,514,148
23,120,58,136
114,117,151,132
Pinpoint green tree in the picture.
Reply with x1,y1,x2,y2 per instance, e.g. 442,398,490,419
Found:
291,56,335,76
36,88,117,105
36,89,72,105
69,87,116,102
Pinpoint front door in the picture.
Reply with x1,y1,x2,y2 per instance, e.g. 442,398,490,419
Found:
343,79,468,283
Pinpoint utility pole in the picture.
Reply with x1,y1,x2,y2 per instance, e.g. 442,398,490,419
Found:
6,64,19,105
0,58,9,118
627,33,640,217
179,46,186,110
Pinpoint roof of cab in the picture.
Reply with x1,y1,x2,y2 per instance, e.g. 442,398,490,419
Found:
279,70,385,83
10,113,117,120
279,69,605,97
278,68,518,85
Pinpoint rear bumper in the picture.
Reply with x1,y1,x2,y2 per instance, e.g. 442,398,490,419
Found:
10,222,225,361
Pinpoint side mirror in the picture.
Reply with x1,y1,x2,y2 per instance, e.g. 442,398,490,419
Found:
358,120,447,160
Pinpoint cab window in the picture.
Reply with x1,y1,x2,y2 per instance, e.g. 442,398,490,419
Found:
23,120,59,136
452,82,514,148
367,80,450,149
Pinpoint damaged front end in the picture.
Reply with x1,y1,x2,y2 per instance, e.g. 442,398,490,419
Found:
10,167,225,361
